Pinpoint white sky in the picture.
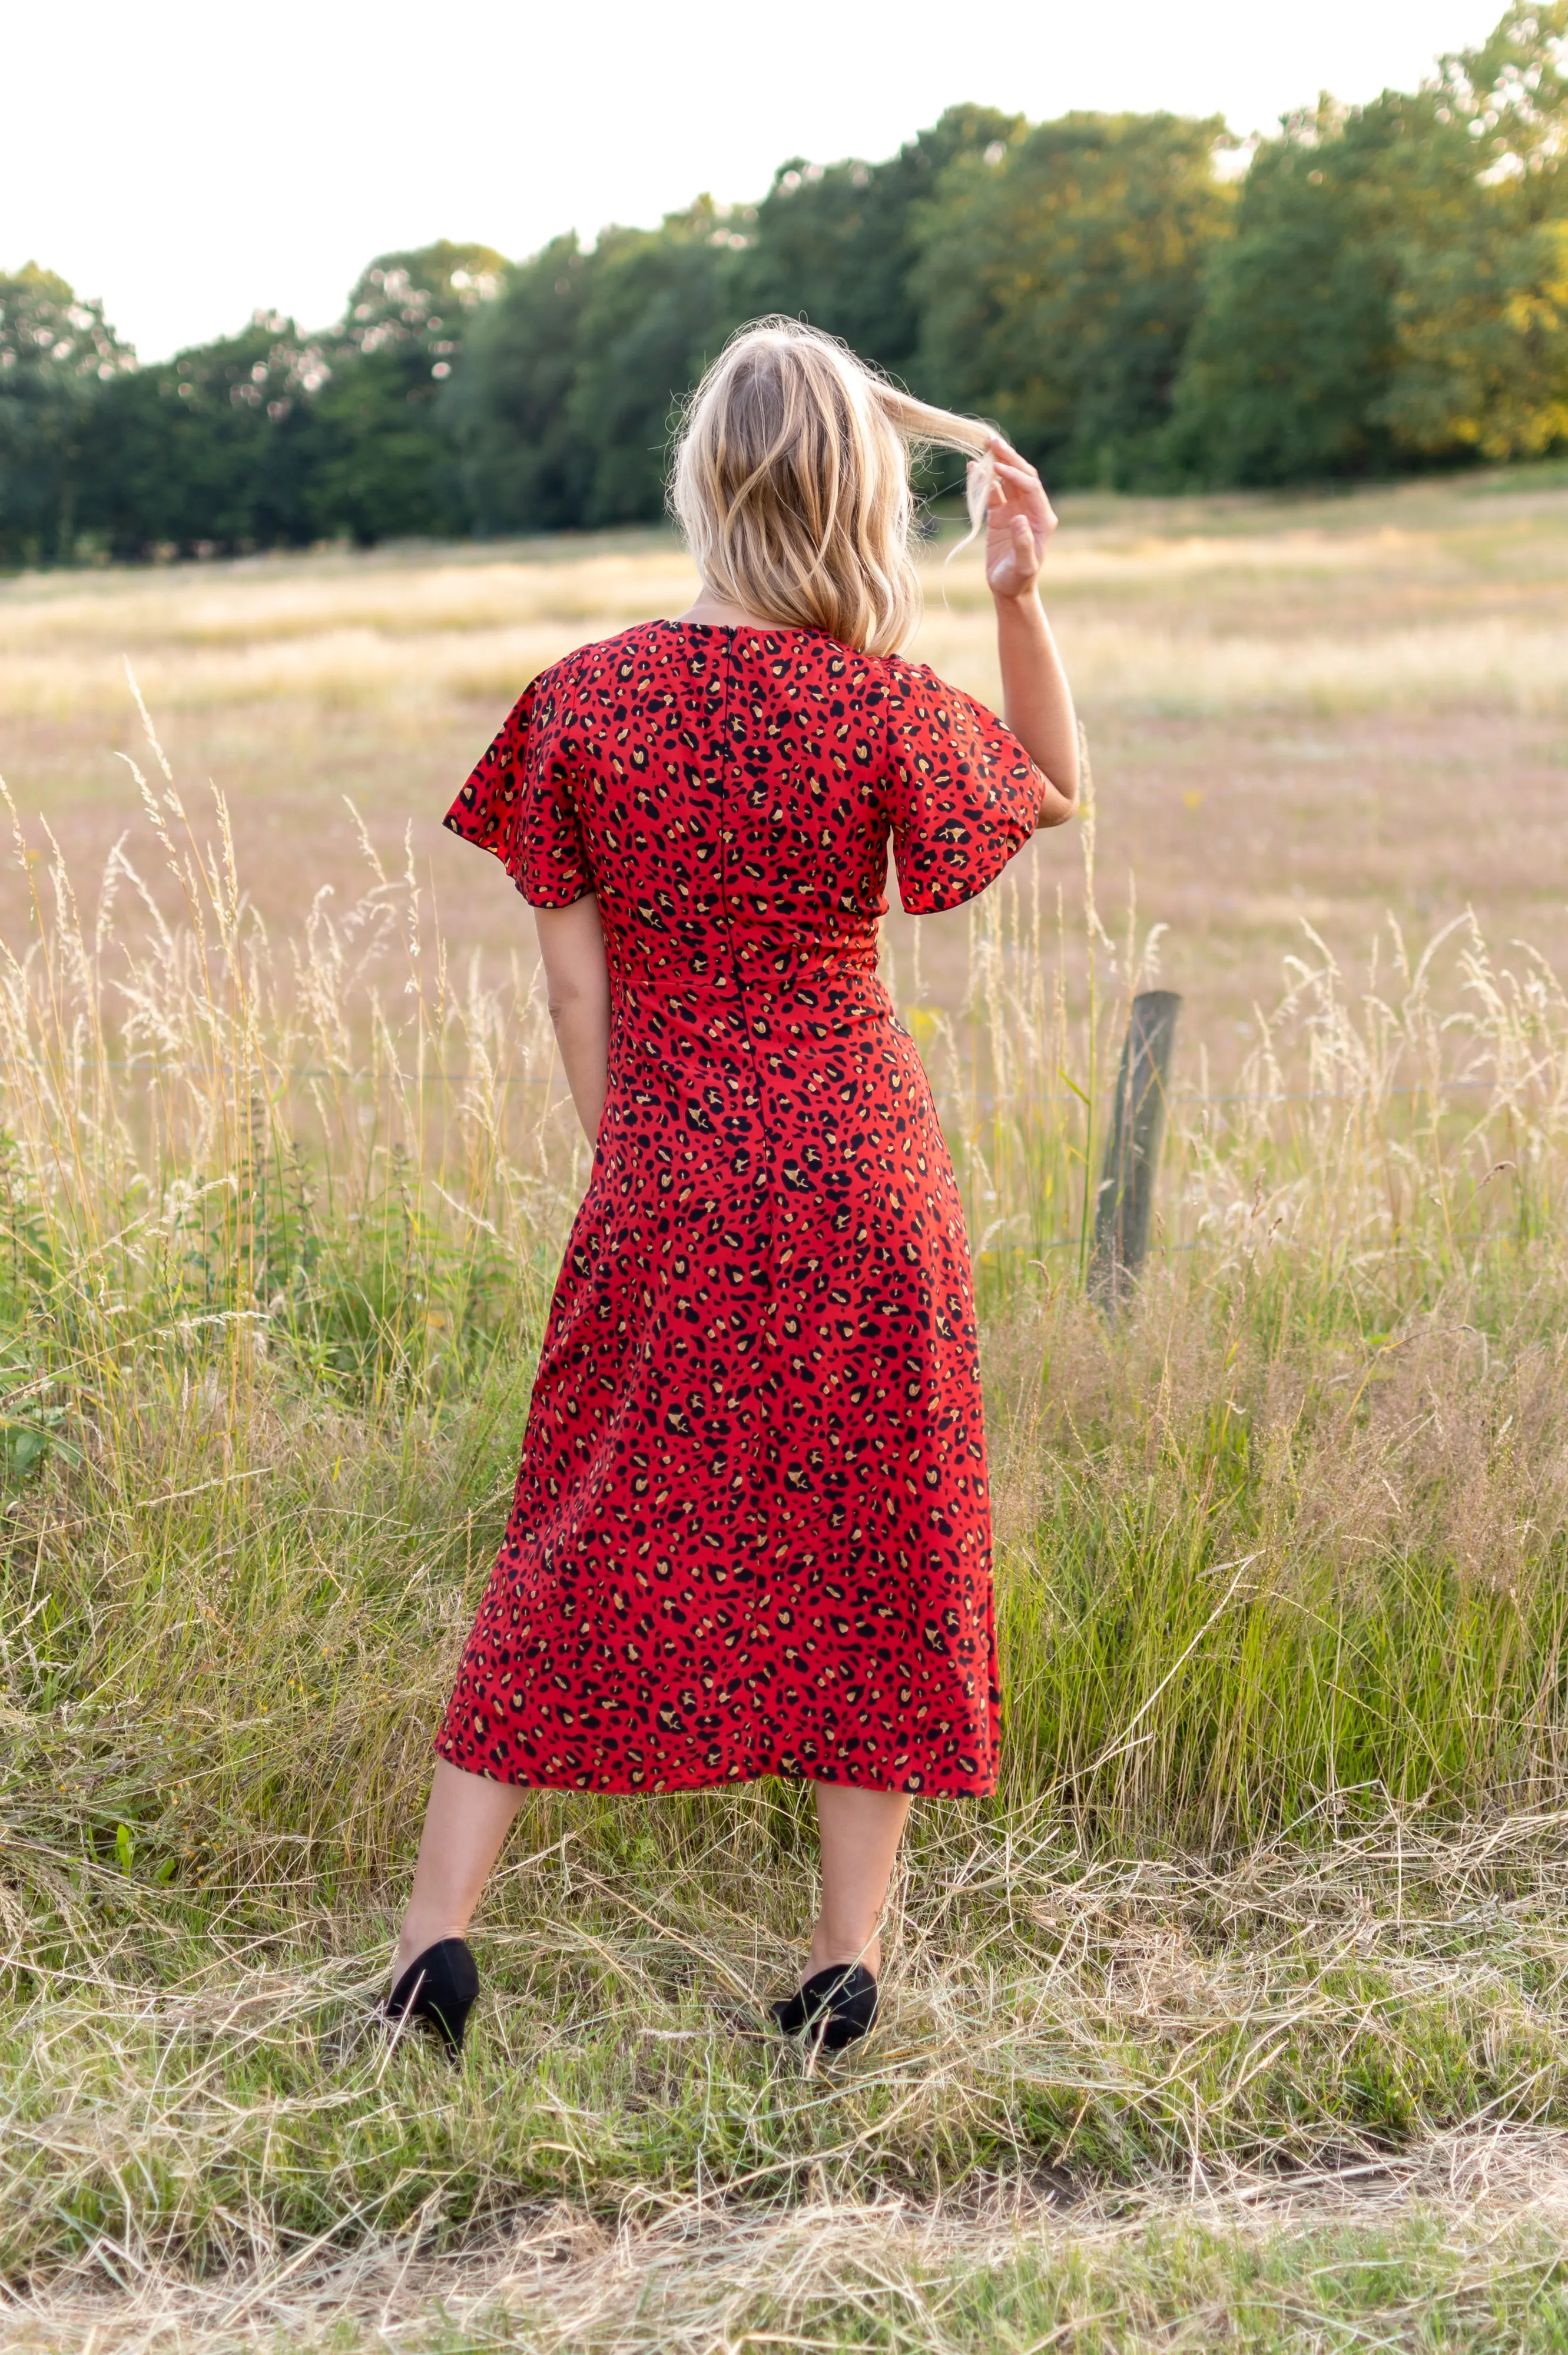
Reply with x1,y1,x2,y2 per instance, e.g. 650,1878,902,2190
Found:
6,0,1507,361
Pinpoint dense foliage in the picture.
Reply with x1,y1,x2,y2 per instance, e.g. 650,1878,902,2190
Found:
914,111,1232,486
5,5,1568,560
1172,9,1568,480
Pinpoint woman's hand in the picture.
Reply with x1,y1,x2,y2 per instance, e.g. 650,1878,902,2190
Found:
972,433,1058,602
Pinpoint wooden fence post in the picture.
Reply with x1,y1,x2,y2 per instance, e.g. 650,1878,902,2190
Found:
1089,990,1182,1312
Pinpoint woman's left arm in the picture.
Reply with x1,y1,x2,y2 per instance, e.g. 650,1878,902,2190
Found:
535,895,610,1142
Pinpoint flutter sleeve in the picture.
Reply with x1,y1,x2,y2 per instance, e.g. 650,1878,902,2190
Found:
442,677,593,908
883,659,1046,915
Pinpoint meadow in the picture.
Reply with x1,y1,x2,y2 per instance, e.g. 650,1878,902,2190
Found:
5,475,1568,2349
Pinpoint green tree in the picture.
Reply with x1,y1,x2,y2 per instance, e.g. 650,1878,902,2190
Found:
1174,6,1568,482
565,205,738,524
914,112,1232,484
79,314,327,555
1379,4,1568,460
0,266,134,563
737,107,1020,379
450,212,737,533
306,241,504,541
442,235,599,533
1170,99,1416,483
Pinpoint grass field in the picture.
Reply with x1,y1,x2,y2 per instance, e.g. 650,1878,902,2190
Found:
6,468,1568,1050
5,475,1568,2349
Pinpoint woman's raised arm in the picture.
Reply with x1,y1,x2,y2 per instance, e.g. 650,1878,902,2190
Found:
973,434,1079,828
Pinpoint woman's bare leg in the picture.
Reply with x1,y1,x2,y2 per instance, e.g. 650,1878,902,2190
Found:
395,1768,908,1989
392,1760,524,1981
808,1785,913,1979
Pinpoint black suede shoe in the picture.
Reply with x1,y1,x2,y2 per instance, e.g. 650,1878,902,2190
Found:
772,1962,879,2051
384,1938,479,2058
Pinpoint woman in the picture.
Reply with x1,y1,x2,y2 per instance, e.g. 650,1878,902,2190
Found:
386,319,1078,2055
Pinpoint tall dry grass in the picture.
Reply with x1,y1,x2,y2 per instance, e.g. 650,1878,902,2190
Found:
1,683,1566,1904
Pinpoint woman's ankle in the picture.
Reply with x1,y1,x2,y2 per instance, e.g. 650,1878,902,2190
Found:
807,1926,881,1979
392,1916,465,1981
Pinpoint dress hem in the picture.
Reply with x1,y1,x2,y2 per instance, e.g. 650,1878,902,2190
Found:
432,1736,997,1800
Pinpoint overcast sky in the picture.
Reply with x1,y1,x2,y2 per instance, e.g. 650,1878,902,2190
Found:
6,0,1509,361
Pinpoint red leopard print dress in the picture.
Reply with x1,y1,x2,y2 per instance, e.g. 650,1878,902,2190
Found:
436,620,1043,1795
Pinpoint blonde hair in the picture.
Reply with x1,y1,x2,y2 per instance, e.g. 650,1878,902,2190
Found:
669,317,994,658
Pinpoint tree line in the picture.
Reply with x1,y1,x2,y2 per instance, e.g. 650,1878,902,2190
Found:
5,4,1567,565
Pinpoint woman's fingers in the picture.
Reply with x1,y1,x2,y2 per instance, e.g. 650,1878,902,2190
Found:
990,433,1040,480
979,436,1057,585
995,465,1047,505
993,468,1053,529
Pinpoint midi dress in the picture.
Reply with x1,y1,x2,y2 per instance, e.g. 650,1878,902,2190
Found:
436,619,1044,1796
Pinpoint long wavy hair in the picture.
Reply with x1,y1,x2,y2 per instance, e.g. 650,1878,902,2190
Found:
669,318,994,658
